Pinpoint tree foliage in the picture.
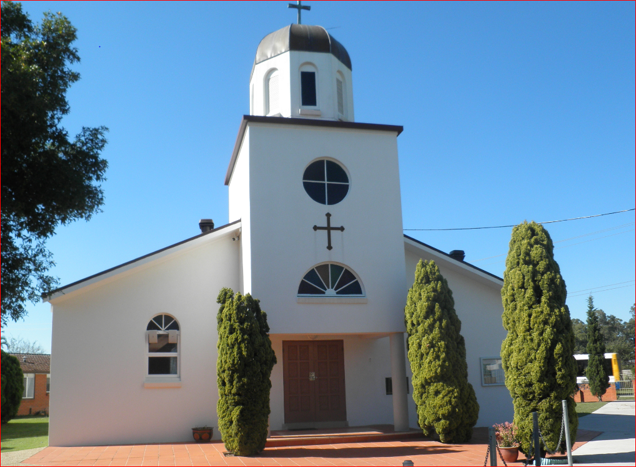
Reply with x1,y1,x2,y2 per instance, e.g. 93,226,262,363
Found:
1,350,24,424
1,1,108,325
501,221,578,455
572,318,588,354
216,289,277,456
405,260,479,443
586,296,609,400
571,302,634,366
2,336,46,354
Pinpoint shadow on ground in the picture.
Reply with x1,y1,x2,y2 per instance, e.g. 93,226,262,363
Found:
259,444,469,459
574,451,636,464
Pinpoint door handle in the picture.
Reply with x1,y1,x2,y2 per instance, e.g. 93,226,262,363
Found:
309,372,316,381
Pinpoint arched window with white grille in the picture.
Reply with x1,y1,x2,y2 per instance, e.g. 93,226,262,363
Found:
146,314,180,376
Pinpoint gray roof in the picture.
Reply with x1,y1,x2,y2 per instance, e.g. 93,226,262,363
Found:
255,24,352,70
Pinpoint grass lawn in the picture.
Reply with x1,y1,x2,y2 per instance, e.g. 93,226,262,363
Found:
575,401,608,417
0,416,49,452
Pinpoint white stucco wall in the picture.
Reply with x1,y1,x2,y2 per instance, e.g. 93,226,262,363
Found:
404,242,514,427
48,233,240,446
228,129,251,293
237,122,407,336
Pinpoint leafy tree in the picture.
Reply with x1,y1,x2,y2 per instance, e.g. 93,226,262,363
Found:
405,259,479,443
1,2,108,325
571,318,588,354
594,309,633,367
501,221,578,456
586,296,609,400
628,304,635,368
1,350,24,424
216,289,277,456
2,336,46,354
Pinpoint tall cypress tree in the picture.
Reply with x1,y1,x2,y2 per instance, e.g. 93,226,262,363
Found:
2,350,24,424
216,288,277,456
405,259,479,443
586,296,609,401
501,222,578,455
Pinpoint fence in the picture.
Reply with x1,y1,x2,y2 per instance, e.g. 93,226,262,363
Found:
615,380,634,398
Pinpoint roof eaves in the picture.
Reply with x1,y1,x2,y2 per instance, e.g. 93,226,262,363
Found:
43,220,241,302
225,115,403,185
403,234,503,283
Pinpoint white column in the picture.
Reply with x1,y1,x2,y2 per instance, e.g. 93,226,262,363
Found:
389,332,409,432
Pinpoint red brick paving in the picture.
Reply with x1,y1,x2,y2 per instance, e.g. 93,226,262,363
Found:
21,428,600,466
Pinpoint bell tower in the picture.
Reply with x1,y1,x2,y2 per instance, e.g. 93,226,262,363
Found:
249,24,354,122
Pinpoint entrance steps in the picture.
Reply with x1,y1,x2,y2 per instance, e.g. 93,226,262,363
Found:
266,424,426,447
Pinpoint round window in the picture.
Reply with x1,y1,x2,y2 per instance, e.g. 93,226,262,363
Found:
302,160,349,205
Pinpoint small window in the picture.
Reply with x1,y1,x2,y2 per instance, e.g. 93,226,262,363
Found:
301,71,317,106
302,159,349,205
46,374,51,393
146,314,180,376
23,373,35,399
298,263,363,297
481,357,505,386
266,71,279,115
336,78,344,115
385,377,410,395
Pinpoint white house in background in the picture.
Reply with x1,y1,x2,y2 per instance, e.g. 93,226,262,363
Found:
45,23,512,447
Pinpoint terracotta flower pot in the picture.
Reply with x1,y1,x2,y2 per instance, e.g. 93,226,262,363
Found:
192,427,213,443
498,446,519,463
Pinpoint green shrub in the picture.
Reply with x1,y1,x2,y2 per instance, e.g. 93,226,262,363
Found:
586,296,609,400
501,221,578,455
216,288,277,456
2,350,24,424
405,259,479,443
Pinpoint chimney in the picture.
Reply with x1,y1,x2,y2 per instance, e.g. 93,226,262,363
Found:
449,250,465,262
199,219,215,233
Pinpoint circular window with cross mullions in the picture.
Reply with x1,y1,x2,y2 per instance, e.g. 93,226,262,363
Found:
302,159,349,205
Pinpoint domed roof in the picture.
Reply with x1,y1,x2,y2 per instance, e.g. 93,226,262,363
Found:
255,24,352,70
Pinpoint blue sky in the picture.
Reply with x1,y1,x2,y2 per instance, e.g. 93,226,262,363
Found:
5,1,635,353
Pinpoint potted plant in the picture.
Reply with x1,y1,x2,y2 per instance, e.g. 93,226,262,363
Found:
493,422,519,462
192,425,213,443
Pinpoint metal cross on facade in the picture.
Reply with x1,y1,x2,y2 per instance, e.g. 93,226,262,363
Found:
288,1,311,25
313,213,344,251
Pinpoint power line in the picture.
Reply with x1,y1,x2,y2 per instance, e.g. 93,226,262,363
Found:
568,280,636,295
568,284,635,298
404,208,635,231
553,229,634,251
471,223,634,263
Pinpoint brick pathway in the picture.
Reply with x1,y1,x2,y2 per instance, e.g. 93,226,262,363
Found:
21,429,600,466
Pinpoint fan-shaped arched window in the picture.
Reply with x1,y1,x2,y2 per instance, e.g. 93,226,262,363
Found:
146,314,180,376
298,263,363,296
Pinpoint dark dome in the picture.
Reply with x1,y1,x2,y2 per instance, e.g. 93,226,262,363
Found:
255,24,352,70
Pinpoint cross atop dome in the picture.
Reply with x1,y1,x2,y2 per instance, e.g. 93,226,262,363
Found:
288,1,310,25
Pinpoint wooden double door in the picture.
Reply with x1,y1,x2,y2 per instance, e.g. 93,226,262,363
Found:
283,340,347,424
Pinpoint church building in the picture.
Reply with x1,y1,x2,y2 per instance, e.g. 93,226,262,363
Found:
45,23,512,447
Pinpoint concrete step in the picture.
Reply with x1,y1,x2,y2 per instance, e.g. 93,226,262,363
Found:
266,425,427,447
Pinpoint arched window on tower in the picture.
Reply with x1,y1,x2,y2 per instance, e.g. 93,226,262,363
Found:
146,314,180,376
299,63,318,108
336,72,346,120
265,69,280,116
